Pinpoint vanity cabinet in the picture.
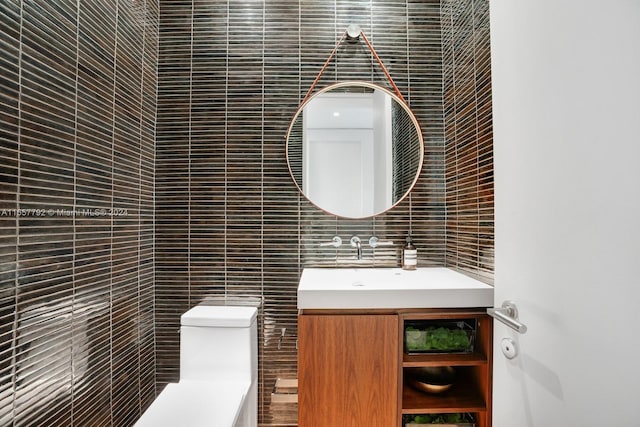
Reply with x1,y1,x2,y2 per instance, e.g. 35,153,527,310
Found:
298,309,492,427
298,313,400,427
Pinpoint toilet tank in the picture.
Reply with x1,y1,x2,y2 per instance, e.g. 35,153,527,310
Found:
179,305,258,383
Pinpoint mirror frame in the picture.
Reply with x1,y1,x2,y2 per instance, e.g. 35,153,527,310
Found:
285,81,425,218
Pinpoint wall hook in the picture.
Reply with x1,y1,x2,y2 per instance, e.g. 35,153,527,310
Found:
346,24,361,42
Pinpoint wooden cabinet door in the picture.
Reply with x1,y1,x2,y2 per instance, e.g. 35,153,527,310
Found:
298,314,399,427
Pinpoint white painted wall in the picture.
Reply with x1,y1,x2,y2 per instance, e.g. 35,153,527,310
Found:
303,93,375,217
305,129,374,217
491,0,640,425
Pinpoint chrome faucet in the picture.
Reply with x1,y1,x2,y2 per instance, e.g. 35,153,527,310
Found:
350,236,362,260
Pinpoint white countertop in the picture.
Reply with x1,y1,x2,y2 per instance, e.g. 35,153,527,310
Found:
297,267,494,309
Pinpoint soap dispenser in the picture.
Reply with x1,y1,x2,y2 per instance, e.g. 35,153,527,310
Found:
402,233,417,270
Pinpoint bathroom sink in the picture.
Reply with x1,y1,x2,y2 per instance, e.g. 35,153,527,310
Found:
297,267,494,309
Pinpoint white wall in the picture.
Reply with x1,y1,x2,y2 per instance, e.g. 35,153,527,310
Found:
491,0,640,425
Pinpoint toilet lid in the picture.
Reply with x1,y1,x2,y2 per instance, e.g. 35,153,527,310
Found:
135,381,250,427
181,305,258,328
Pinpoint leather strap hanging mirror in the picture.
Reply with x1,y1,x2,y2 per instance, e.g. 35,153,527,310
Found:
300,24,407,107
286,25,424,219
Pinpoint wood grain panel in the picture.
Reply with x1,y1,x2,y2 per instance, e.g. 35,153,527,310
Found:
298,314,399,427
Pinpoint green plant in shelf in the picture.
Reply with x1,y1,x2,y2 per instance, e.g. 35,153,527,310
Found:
405,327,425,350
408,413,464,424
406,326,470,351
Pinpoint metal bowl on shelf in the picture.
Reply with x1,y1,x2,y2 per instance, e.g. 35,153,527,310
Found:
407,366,456,394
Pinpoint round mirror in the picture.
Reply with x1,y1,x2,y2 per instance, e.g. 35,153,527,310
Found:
286,81,424,218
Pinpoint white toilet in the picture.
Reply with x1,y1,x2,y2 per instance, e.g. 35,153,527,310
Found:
136,305,258,427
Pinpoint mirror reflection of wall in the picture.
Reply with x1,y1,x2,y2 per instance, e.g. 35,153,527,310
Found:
391,98,421,201
286,82,424,218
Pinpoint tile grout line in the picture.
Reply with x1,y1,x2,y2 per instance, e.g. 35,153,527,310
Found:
11,1,25,423
71,0,80,424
